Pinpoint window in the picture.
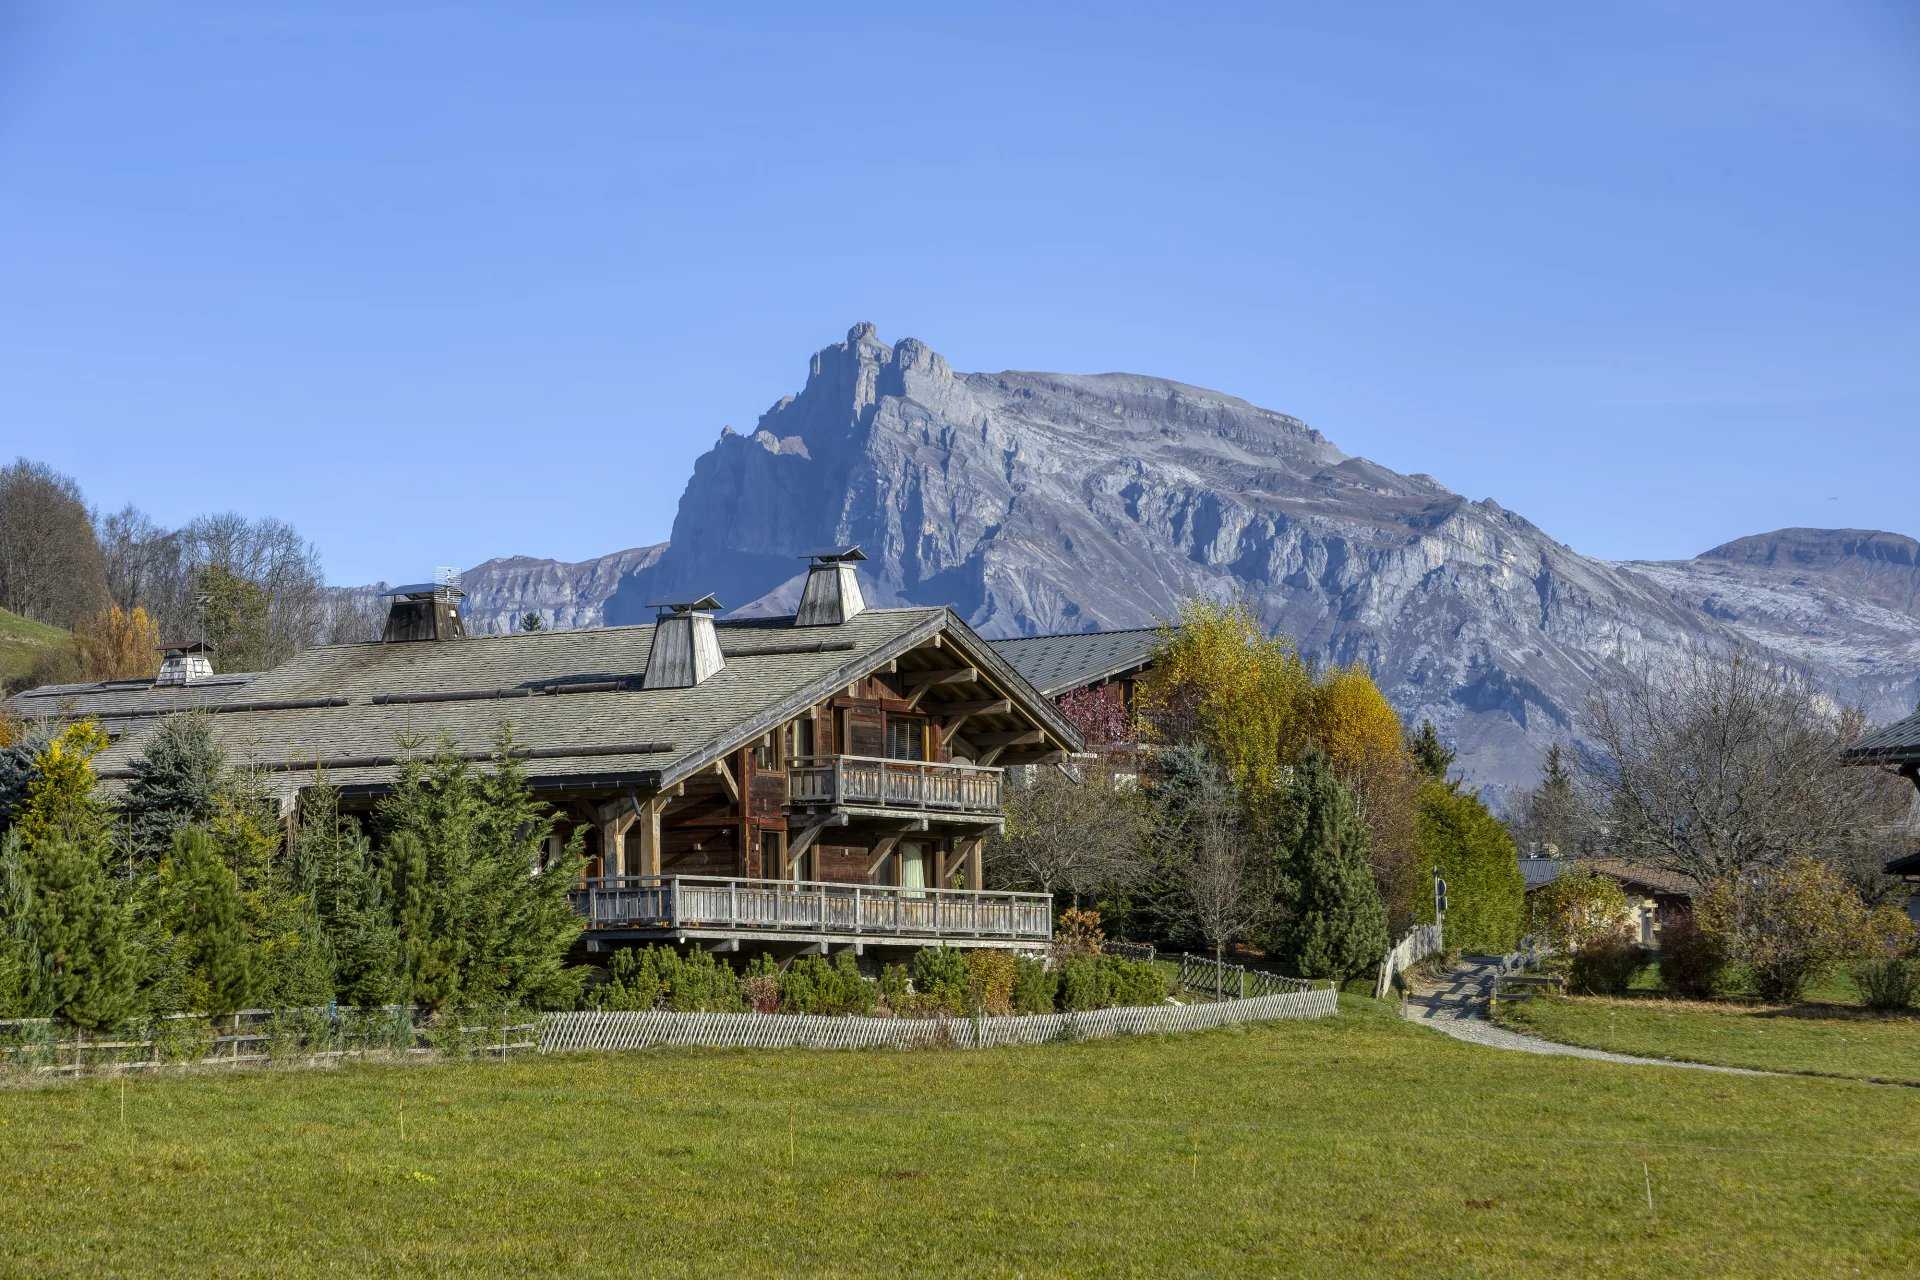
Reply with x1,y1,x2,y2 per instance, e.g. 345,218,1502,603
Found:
787,715,816,761
886,715,926,762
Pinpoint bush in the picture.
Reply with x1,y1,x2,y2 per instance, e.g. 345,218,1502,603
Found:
876,963,910,1014
1567,934,1647,995
1528,867,1632,954
593,946,745,1013
1011,956,1057,1014
1058,954,1168,1011
1854,958,1917,1012
779,953,874,1016
911,947,970,1015
1698,858,1872,1003
1054,908,1105,958
1409,780,1526,954
1656,913,1727,999
964,950,1017,1016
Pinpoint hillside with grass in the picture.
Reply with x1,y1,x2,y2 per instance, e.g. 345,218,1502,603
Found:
0,607,67,693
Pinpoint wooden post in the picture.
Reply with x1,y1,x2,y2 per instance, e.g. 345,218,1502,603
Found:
958,835,984,891
638,796,663,877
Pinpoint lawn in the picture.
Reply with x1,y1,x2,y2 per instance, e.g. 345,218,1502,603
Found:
0,606,66,691
1499,992,1920,1084
3,998,1918,1278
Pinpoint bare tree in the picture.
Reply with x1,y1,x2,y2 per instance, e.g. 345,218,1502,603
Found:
1154,744,1275,964
1579,648,1893,889
0,458,109,625
986,756,1151,904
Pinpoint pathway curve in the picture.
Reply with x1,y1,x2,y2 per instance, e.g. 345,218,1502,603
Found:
1400,954,1767,1075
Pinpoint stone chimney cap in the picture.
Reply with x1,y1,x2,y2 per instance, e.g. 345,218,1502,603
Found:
801,546,866,564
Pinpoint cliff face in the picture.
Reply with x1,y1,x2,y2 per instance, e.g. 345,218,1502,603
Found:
584,324,1914,801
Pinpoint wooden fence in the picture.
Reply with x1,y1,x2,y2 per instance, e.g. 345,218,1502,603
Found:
1175,954,1316,1001
540,983,1338,1054
1375,921,1445,999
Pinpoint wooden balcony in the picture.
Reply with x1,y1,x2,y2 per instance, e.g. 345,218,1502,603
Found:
569,874,1052,947
788,754,1002,818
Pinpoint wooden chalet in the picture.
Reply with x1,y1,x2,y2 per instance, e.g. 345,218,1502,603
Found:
987,626,1163,717
1845,708,1920,921
29,554,1081,957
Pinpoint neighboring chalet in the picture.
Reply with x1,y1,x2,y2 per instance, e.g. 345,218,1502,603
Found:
1845,708,1920,921
1518,853,1697,947
11,552,1081,957
987,626,1163,720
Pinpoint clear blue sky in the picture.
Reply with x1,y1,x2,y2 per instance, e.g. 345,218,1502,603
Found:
2,2,1915,586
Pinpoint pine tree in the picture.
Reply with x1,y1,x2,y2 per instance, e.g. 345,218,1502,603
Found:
1514,742,1582,855
158,826,253,1017
1274,752,1387,983
518,612,543,632
123,714,225,862
207,776,334,1008
375,730,584,1014
1407,720,1456,784
292,781,402,1006
3,829,142,1029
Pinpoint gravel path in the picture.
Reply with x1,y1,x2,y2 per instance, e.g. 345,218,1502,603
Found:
1400,955,1768,1075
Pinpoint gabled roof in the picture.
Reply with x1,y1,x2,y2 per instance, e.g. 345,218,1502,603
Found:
1517,856,1699,898
987,627,1165,697
1846,709,1920,766
82,607,1082,797
7,671,263,738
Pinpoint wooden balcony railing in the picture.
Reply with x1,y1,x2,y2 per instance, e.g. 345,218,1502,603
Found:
788,754,1002,815
568,874,1052,941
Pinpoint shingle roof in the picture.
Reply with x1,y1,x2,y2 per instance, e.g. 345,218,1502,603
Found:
986,627,1165,697
1517,856,1698,898
6,671,263,738
1847,709,1920,765
81,607,1082,798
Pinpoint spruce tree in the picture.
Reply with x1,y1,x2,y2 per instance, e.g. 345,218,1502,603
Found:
0,725,50,839
292,781,402,1006
6,830,142,1029
1407,720,1456,784
123,714,225,861
1514,742,1582,855
375,731,584,1014
159,826,253,1017
207,775,334,1009
1275,752,1388,983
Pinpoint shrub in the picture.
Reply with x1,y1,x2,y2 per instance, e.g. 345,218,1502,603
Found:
1054,908,1105,958
1409,779,1526,954
779,953,873,1016
1105,956,1169,1007
594,946,745,1013
1528,867,1632,953
876,963,910,1014
964,950,1017,1016
1567,934,1647,995
1656,913,1727,999
1854,959,1917,1012
911,947,970,1015
1697,858,1872,1003
1058,954,1168,1011
1011,955,1057,1014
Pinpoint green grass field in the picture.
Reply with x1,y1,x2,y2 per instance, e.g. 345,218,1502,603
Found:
0,605,67,692
4,997,1917,1278
1500,992,1920,1084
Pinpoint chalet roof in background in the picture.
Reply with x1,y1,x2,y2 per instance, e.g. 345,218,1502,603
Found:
1517,856,1699,898
987,627,1165,697
78,607,1082,798
1846,709,1920,765
6,672,263,737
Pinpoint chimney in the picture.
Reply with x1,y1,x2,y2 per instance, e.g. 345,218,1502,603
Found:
381,572,467,643
154,640,215,687
644,595,725,689
794,546,867,627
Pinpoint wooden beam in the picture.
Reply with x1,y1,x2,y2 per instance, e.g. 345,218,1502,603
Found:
866,832,904,879
934,697,1013,717
971,730,1045,747
786,813,848,864
712,758,739,803
902,667,977,689
978,745,1008,766
636,795,664,877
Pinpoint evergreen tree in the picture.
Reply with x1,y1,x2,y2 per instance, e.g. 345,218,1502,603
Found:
1273,752,1387,982
1513,742,1582,855
1407,720,1456,784
292,781,403,1006
157,826,253,1016
518,612,543,632
208,776,335,1008
1410,780,1527,953
15,721,114,859
123,714,225,861
2,829,141,1028
375,731,585,1014
0,724,50,839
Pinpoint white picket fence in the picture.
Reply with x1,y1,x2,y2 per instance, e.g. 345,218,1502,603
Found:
540,983,1338,1054
1375,921,1445,999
